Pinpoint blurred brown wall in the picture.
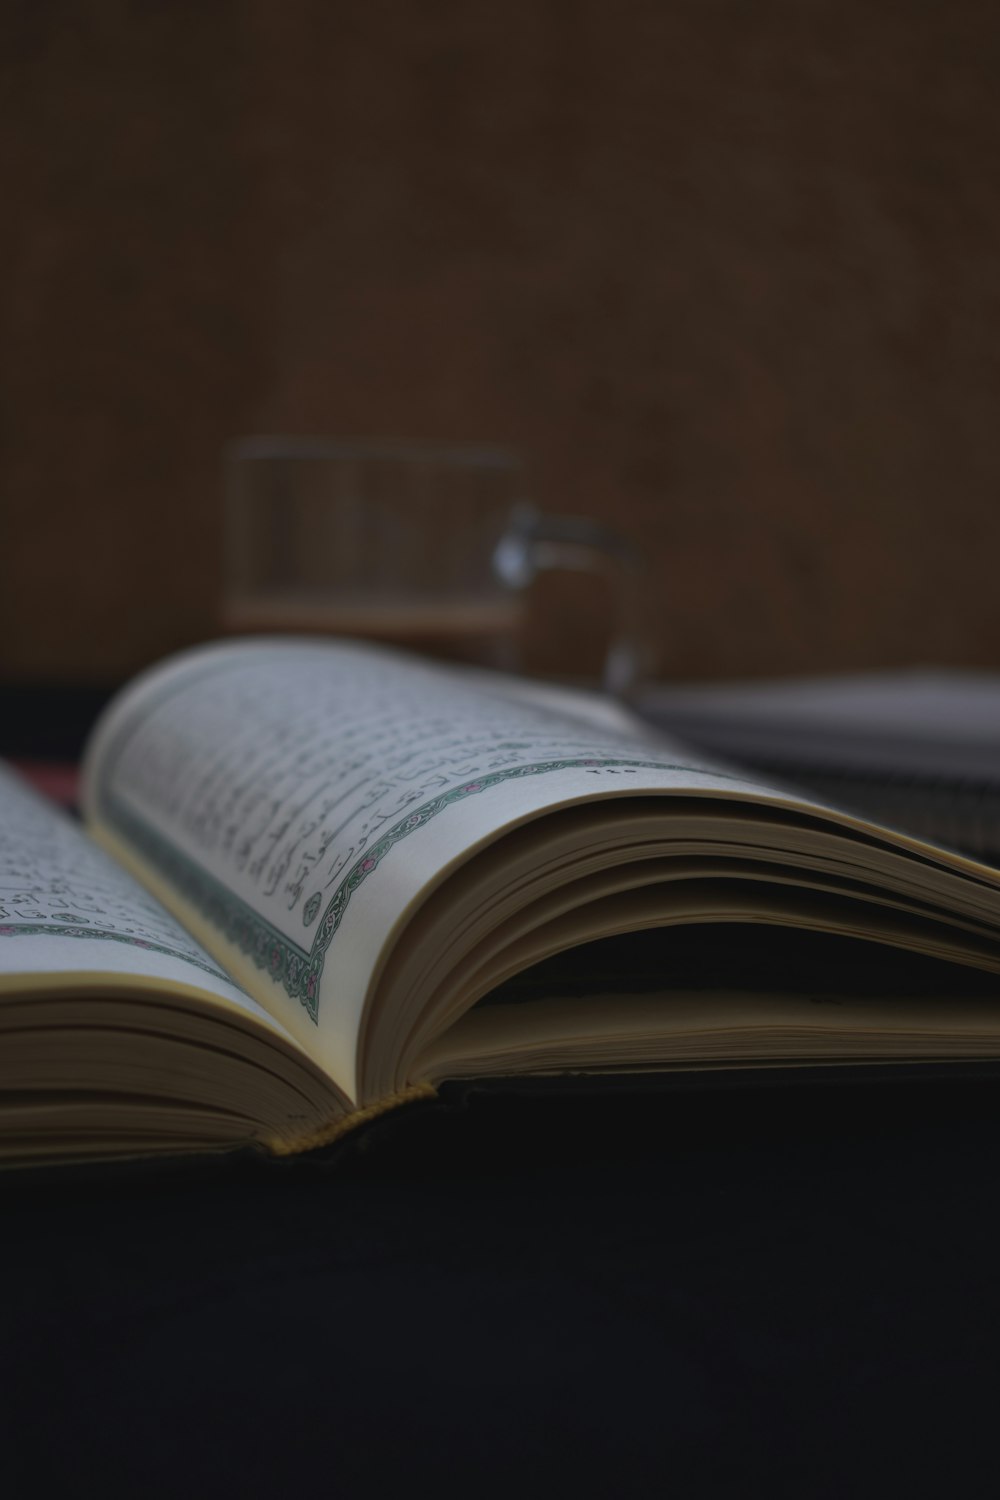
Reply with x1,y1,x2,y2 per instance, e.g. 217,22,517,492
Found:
3,0,1000,685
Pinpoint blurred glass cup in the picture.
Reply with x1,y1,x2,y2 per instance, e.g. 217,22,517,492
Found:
222,438,649,697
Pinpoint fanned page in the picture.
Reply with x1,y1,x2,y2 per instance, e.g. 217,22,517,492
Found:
82,639,781,1099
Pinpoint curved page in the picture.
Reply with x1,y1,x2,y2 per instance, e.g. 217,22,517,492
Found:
83,639,781,1099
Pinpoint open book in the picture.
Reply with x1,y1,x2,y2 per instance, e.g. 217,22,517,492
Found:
7,638,1000,1167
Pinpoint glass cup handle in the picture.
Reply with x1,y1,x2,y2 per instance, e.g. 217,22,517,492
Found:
492,503,651,699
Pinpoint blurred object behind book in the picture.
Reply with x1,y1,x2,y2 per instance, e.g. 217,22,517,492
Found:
638,670,1000,863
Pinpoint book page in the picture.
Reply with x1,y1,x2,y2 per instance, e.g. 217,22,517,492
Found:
0,763,296,1045
82,639,777,1096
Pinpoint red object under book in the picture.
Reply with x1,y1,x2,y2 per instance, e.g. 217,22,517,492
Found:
10,759,81,811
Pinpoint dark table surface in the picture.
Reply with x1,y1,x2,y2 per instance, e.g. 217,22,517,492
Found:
4,1074,1000,1498
4,702,1000,1496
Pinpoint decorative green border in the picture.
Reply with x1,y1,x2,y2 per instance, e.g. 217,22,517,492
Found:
0,919,233,983
102,754,743,1022
102,792,317,1009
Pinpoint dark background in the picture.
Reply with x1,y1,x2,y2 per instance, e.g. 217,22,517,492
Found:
4,0,1000,688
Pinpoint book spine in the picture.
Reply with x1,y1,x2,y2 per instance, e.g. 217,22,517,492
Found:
265,1081,438,1157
